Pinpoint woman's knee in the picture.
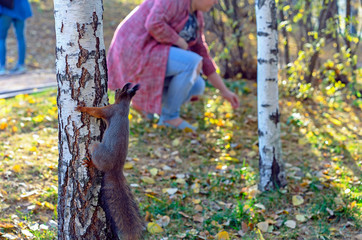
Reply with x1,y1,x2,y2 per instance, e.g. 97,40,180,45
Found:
192,76,205,96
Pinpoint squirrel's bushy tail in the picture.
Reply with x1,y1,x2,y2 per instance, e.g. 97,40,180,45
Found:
102,172,144,240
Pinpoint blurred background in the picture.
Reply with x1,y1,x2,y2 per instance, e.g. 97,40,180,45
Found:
4,0,362,99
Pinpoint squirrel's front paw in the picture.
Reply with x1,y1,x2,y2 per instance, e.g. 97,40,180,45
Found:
82,156,94,168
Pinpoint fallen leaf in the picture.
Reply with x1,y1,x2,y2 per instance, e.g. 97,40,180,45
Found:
354,234,362,240
141,177,155,184
178,211,190,218
21,229,34,238
156,216,170,227
285,220,296,229
124,162,133,169
147,222,163,234
44,201,55,210
215,230,230,240
296,214,307,222
150,168,158,176
163,188,178,195
1,234,17,240
254,203,266,210
194,204,203,212
12,165,21,173
292,195,304,206
172,138,181,146
0,222,15,229
257,221,269,232
193,214,204,223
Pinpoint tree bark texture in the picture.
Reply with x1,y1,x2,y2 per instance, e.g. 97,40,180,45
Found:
54,0,115,239
255,0,287,191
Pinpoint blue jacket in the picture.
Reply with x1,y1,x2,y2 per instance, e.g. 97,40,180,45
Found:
0,0,32,20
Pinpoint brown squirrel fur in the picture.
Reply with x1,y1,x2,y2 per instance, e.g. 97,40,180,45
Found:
76,83,143,240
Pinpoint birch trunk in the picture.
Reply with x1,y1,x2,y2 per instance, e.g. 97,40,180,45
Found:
54,0,116,238
255,0,287,191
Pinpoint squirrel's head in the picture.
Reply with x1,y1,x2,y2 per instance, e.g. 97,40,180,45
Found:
114,83,140,105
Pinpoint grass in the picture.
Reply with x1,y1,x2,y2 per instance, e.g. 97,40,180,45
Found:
0,79,361,239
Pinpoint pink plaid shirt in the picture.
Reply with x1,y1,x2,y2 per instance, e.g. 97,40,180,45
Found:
107,0,217,114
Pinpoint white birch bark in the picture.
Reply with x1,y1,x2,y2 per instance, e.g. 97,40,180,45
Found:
255,0,287,191
54,0,115,238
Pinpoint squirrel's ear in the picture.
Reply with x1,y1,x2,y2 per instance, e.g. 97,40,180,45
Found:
128,84,140,98
121,82,132,92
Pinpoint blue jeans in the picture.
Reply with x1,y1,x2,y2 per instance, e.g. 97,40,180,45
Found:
0,15,26,68
159,47,205,122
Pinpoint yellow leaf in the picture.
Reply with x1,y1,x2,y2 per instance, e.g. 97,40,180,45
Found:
12,126,18,133
292,195,304,206
124,162,133,169
12,165,21,173
141,177,155,184
192,199,201,204
172,138,180,146
150,168,158,176
33,115,44,123
0,122,7,130
215,230,230,240
29,146,37,152
128,114,133,120
147,222,164,234
44,201,55,210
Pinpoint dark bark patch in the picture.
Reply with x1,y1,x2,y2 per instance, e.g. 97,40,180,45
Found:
265,78,276,82
77,23,86,39
257,0,266,9
257,58,278,65
271,147,281,187
257,31,269,37
269,108,280,127
92,12,99,33
261,104,271,107
77,47,89,68
258,129,265,136
80,68,90,88
270,48,278,56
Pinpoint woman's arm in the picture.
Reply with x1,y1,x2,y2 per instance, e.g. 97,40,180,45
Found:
207,72,240,109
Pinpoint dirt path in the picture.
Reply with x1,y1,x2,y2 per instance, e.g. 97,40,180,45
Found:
0,69,56,98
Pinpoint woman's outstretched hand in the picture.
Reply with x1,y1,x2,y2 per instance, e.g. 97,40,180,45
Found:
221,89,240,109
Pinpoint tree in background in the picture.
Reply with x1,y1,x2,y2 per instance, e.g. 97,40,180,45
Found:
255,0,287,191
54,0,116,238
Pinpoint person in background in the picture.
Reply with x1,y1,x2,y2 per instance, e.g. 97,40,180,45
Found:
0,0,32,75
107,0,240,131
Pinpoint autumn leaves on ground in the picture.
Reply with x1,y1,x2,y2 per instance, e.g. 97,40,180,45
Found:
0,79,361,239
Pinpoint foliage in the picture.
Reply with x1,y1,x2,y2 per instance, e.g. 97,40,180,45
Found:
0,80,361,239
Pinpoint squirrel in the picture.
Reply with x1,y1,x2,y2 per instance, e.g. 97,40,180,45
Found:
76,82,143,240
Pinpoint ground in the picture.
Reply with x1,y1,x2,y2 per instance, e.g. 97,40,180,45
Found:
0,80,361,239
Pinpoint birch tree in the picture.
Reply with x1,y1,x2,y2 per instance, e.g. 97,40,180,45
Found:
54,0,116,238
255,0,287,191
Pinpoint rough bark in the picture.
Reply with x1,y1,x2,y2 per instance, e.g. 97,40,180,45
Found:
255,0,287,191
54,0,116,239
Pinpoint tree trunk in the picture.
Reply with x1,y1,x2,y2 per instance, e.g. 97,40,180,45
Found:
255,0,287,191
54,0,116,239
